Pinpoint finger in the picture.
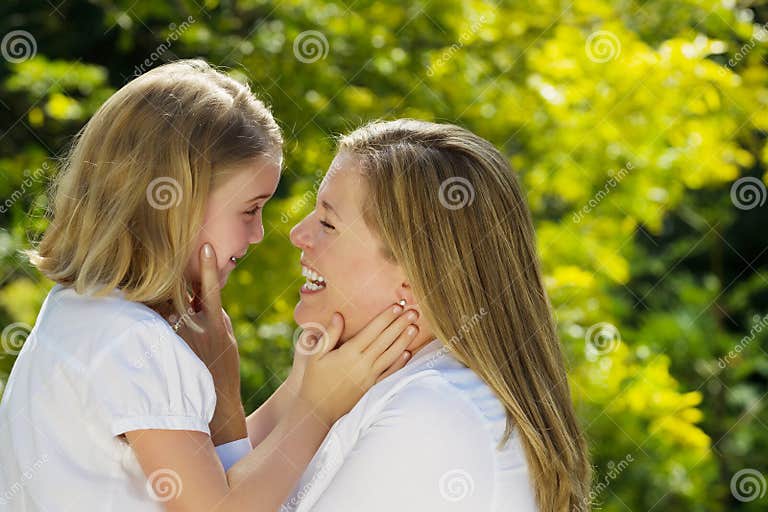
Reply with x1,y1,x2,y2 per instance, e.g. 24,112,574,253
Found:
344,303,407,353
375,351,411,384
372,324,418,375
362,308,419,359
199,243,223,318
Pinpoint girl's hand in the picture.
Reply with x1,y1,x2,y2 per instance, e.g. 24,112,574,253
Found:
298,304,418,424
176,243,246,445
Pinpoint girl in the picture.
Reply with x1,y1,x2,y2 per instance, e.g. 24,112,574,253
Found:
0,60,417,511
219,119,592,511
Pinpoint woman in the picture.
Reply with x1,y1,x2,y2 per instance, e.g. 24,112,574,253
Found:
215,119,591,511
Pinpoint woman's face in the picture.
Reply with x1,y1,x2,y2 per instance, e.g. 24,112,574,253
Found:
187,152,282,289
290,152,411,340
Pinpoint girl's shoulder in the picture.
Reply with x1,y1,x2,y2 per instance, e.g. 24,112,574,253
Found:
46,283,170,331
34,284,184,366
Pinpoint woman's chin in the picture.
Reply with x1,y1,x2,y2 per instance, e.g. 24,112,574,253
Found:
293,300,321,327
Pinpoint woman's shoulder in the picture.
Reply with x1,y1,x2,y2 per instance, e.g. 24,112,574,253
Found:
354,340,507,437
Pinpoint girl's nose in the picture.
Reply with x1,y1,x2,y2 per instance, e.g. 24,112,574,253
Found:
290,217,312,249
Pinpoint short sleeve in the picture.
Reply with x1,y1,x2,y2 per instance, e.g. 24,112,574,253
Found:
84,318,216,437
307,379,499,512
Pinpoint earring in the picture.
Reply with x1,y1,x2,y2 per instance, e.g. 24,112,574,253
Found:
398,299,407,307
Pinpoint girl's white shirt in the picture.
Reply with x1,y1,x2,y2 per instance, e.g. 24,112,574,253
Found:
281,338,538,512
0,284,216,511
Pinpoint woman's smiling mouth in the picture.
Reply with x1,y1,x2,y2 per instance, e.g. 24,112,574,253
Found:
301,263,327,293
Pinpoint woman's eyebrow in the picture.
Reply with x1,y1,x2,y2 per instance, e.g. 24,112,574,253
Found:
321,199,341,220
244,193,272,204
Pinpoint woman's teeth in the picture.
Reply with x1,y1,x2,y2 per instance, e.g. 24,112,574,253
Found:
301,265,327,290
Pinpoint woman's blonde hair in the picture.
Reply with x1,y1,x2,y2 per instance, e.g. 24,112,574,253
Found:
339,119,591,512
27,59,282,321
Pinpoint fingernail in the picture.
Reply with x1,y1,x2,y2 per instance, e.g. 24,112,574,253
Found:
203,243,213,259
403,351,411,360
406,311,418,321
393,304,403,314
406,325,417,336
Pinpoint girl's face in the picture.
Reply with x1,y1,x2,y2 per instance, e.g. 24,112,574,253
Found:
187,152,282,289
290,152,420,341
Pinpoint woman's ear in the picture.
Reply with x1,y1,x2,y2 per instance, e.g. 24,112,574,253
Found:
396,282,417,308
397,282,435,352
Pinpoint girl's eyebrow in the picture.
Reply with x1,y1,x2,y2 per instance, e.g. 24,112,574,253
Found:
321,199,341,220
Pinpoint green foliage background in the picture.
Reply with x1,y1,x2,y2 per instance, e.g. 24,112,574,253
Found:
1,1,767,510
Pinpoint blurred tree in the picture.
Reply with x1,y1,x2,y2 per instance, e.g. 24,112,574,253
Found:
1,0,767,510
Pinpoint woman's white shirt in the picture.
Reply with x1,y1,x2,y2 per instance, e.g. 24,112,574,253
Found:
0,284,216,511
281,338,538,512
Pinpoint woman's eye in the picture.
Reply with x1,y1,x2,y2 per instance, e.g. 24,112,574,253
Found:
319,220,335,231
245,206,261,216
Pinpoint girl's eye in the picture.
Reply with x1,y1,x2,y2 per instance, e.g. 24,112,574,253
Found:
245,206,261,216
319,220,335,231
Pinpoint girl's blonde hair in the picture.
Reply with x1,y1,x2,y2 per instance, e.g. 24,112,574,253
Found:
339,119,591,512
27,59,282,320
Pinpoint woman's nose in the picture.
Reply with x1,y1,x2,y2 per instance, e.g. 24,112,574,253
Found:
249,219,265,245
289,217,312,249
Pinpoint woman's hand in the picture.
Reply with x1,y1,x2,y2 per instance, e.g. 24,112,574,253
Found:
298,304,419,424
176,243,246,445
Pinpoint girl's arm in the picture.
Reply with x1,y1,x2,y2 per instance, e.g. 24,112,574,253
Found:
129,244,418,511
245,371,300,447
126,395,330,512
244,336,411,448
127,306,415,512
